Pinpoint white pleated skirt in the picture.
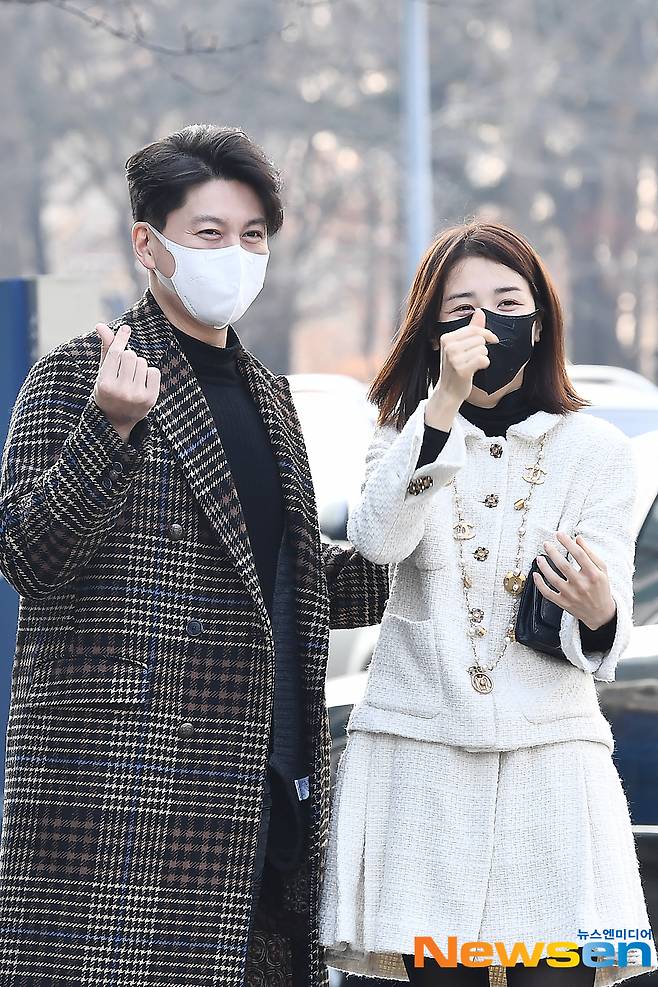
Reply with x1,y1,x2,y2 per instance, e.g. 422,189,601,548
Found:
319,730,658,987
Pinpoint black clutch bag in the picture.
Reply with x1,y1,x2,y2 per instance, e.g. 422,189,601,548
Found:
514,552,568,659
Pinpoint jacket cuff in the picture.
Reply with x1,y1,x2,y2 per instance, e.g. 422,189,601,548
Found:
559,590,629,682
403,400,466,500
579,612,617,654
43,396,151,531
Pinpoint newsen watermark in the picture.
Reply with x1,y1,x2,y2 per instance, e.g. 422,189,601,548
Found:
410,936,655,969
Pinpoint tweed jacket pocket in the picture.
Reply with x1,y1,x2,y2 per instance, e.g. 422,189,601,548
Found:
508,650,600,725
362,613,442,717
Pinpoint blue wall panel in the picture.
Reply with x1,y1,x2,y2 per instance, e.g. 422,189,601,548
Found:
0,279,35,815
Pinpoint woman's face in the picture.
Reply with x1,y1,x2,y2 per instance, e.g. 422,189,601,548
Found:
433,255,541,405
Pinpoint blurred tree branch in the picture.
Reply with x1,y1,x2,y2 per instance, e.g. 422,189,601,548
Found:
0,0,283,56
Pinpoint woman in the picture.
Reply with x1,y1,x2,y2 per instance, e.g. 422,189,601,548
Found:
318,222,657,987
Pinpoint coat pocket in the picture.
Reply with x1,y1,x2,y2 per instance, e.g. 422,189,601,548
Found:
362,613,442,717
28,651,149,708
28,598,149,708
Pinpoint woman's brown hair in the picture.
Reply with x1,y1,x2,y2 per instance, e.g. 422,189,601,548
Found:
369,221,588,429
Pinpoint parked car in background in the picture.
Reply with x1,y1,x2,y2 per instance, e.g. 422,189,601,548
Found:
569,363,658,436
568,364,658,395
630,430,658,626
288,374,380,679
287,374,377,542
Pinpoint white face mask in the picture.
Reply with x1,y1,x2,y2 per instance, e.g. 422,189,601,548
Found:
145,222,270,329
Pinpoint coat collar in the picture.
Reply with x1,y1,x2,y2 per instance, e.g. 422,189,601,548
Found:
455,408,566,441
114,288,294,626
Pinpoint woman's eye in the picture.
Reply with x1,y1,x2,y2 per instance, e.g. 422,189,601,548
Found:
244,230,264,240
451,304,474,314
499,299,520,308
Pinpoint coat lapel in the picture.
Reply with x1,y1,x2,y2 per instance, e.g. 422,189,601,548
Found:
235,346,321,615
121,289,317,621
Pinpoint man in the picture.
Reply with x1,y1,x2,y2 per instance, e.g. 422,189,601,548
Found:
0,124,388,987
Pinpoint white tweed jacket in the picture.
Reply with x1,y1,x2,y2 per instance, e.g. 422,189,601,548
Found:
345,397,637,752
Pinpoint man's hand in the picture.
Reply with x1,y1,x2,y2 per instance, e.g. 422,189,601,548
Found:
93,323,161,444
533,531,617,631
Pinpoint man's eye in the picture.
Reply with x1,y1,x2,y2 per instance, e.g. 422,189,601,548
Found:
199,229,221,236
244,230,264,239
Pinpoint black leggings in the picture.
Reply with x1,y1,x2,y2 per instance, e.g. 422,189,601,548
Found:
402,947,595,987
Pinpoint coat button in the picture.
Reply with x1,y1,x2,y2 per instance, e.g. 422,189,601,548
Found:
111,460,124,474
178,721,194,738
168,523,184,541
101,475,113,491
473,546,489,561
484,494,499,508
490,443,503,458
186,618,203,637
108,468,121,481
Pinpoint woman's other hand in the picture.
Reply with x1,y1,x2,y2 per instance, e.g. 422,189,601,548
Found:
533,532,617,631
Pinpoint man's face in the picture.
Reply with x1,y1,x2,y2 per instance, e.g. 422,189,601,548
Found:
138,177,269,281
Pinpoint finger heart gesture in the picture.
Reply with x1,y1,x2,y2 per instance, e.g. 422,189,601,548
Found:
93,323,161,444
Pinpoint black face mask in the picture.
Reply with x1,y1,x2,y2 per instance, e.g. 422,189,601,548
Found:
435,307,540,395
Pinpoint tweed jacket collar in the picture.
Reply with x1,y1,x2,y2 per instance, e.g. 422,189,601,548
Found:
117,288,301,628
455,407,566,442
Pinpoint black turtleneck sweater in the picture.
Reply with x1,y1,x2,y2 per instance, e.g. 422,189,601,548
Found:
415,380,618,652
170,324,285,617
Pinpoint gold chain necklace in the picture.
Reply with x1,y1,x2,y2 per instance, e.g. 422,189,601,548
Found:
450,434,548,694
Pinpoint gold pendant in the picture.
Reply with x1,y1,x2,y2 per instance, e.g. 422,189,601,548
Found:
503,570,526,595
463,574,473,589
514,498,526,511
468,666,493,694
453,521,475,540
522,465,547,485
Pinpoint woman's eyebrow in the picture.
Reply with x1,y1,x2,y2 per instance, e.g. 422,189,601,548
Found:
445,291,475,302
444,285,523,303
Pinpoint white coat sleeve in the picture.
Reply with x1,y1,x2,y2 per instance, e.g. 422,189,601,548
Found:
346,397,466,565
558,429,637,682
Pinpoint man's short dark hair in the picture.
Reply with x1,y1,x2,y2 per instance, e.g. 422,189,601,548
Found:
125,124,284,235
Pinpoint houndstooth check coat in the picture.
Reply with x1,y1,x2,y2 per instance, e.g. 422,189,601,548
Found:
0,288,389,987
